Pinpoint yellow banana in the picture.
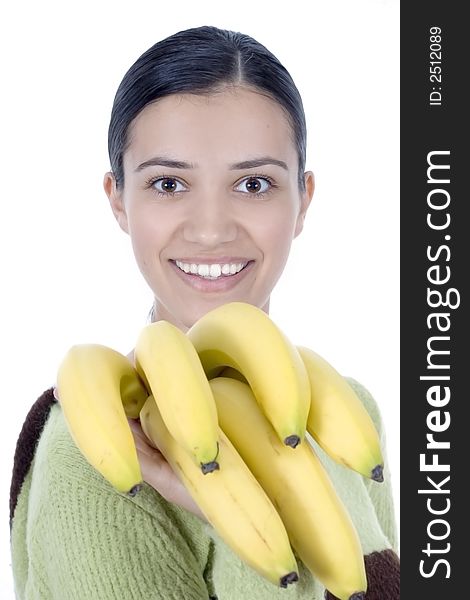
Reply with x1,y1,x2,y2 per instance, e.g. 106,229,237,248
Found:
297,346,384,481
187,302,310,448
215,365,248,383
210,376,367,600
56,344,147,495
139,395,299,589
134,320,219,473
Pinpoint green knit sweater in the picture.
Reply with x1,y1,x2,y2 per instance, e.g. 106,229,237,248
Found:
10,378,399,600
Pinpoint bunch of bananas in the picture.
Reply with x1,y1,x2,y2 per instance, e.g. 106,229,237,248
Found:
56,302,384,600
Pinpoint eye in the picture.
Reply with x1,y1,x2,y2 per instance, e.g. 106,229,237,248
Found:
235,176,274,195
145,176,187,196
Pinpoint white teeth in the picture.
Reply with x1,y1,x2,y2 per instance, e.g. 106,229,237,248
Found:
198,264,210,277
209,264,221,277
175,260,248,279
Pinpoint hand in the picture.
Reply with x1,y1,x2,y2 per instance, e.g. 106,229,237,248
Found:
127,418,207,522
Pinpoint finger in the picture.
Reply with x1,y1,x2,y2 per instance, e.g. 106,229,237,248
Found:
128,419,164,463
137,445,174,492
127,418,148,443
127,417,144,437
129,431,179,497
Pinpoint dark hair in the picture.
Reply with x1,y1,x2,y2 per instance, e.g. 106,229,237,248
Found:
108,25,307,191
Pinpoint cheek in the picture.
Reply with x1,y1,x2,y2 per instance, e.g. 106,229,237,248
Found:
126,212,166,273
255,209,297,264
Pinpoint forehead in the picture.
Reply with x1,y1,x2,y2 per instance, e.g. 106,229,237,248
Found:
124,87,297,170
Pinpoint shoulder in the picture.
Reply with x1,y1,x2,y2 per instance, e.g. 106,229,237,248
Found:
12,394,212,599
343,377,399,552
10,387,56,526
344,377,385,437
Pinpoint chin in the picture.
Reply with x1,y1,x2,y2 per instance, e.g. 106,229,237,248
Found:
180,299,232,330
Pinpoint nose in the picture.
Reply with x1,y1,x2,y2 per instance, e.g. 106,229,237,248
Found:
182,189,238,246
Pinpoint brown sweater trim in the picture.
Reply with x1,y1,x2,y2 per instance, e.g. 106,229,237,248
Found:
9,387,56,528
325,549,400,600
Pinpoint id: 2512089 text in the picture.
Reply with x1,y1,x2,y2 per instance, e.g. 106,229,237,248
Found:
429,26,443,106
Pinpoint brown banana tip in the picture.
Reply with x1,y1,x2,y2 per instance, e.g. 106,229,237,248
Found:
201,460,220,475
284,434,301,448
127,483,143,497
324,591,366,600
371,464,384,482
279,571,299,588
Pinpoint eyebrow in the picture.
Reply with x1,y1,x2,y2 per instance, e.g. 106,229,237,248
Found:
229,157,288,171
134,155,289,172
134,157,194,172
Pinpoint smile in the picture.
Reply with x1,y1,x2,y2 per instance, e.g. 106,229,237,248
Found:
174,260,250,280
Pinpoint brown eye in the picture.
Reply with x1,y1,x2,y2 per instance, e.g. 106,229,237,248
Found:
163,178,177,191
157,178,180,193
146,176,187,195
236,176,272,195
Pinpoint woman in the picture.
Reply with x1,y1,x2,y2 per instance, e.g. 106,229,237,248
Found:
10,25,399,599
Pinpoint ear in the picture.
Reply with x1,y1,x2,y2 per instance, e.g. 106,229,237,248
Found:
294,171,315,238
103,171,129,234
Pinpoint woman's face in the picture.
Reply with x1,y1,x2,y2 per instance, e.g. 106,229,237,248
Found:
104,87,314,331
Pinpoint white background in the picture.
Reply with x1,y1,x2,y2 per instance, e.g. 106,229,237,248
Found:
0,0,399,596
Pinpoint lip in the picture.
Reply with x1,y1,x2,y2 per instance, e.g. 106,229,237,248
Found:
172,256,252,265
169,259,255,293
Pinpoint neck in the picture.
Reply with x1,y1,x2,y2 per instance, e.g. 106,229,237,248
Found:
150,298,271,332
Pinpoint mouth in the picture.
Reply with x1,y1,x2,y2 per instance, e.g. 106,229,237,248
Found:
169,258,255,291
